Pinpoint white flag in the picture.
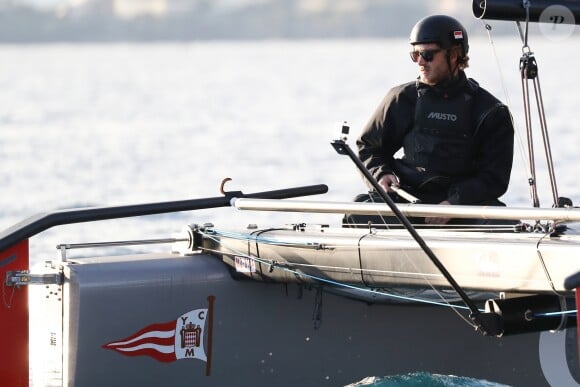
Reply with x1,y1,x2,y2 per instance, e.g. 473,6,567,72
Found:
174,308,208,361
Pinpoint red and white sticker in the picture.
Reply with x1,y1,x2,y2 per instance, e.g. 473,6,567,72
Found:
235,255,256,273
103,296,216,376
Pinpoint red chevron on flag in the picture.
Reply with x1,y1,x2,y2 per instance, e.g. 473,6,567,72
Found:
102,320,178,362
103,296,215,375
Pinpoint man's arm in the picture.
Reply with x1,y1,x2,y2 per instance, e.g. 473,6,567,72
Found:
356,83,416,187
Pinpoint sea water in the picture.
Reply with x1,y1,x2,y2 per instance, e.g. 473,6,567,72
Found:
2,36,579,386
346,372,512,386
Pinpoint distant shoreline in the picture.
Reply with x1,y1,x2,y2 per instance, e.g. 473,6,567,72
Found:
0,2,517,43
1,1,578,44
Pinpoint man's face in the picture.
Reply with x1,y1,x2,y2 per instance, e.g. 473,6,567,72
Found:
410,43,453,85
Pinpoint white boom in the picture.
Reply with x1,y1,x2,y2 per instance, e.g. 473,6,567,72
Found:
233,198,580,222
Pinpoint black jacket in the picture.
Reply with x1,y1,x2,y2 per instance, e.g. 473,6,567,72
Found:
357,71,514,205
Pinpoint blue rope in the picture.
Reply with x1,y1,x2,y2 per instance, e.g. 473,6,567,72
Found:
535,310,578,317
210,228,323,248
201,231,474,311
203,229,578,319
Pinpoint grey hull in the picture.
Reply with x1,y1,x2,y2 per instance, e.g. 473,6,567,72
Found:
37,251,579,387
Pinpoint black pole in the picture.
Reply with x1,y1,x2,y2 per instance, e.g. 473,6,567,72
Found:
331,137,502,335
473,0,580,25
0,184,328,252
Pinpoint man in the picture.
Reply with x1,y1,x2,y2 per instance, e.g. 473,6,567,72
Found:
353,15,514,226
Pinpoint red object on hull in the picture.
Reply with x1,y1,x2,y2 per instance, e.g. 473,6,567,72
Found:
0,240,29,387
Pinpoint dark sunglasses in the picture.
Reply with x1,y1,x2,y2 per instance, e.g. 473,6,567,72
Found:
409,49,443,63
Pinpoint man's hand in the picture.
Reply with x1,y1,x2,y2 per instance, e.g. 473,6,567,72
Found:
378,174,400,193
425,200,451,225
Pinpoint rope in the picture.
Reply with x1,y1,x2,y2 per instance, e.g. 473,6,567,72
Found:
201,230,476,311
536,231,562,296
480,20,533,191
355,195,503,330
537,310,577,317
201,228,577,321
2,280,16,309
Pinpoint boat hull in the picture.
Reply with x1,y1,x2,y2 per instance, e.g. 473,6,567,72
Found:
201,225,580,294
35,251,580,386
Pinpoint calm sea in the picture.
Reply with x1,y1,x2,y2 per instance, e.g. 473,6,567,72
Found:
2,36,579,386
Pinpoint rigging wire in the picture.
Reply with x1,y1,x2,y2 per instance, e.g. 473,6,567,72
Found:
200,229,477,312
479,20,534,202
200,228,577,320
516,3,561,207
361,195,482,328
480,18,568,302
536,230,565,297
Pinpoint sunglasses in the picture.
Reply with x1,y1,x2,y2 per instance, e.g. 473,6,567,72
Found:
409,49,443,63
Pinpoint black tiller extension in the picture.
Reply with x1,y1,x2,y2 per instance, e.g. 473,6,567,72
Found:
331,124,502,336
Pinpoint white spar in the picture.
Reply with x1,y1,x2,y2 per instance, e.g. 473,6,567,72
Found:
232,198,580,222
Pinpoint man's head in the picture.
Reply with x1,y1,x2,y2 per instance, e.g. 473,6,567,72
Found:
409,15,469,85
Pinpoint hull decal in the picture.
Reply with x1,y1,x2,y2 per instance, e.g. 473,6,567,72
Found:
103,295,215,375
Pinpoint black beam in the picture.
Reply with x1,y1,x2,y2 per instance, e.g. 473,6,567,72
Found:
0,184,328,252
473,0,580,25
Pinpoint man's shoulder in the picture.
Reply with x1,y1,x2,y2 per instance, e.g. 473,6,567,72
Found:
391,80,417,93
386,81,418,102
467,78,512,128
467,77,503,106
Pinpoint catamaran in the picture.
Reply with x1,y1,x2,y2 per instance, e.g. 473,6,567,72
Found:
3,1,580,386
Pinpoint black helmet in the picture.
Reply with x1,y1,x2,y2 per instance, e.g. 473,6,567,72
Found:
410,15,469,57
